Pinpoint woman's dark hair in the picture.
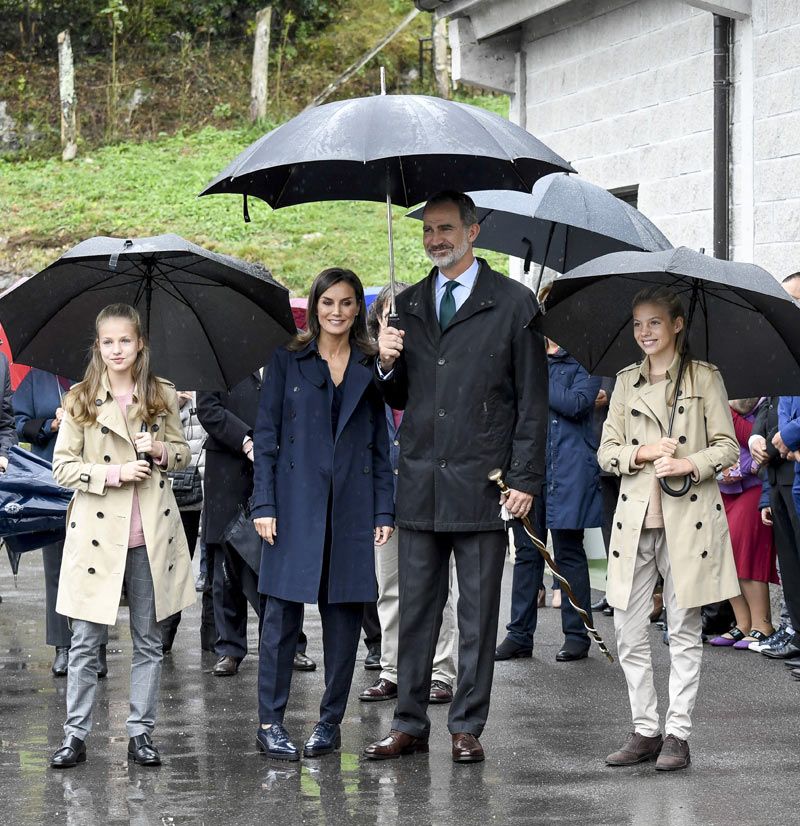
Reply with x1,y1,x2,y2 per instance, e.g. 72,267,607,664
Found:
366,281,411,340
288,268,376,355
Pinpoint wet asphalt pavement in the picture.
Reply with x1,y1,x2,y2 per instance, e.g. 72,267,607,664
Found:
1,552,797,826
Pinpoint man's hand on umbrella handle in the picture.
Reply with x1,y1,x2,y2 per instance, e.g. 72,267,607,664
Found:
772,431,789,457
378,326,404,373
761,507,773,526
750,436,769,466
254,517,276,545
501,488,533,519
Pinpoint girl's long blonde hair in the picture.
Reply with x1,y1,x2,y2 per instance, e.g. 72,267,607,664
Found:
64,303,171,425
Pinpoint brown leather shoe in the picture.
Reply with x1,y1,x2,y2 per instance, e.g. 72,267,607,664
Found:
655,734,690,771
363,730,429,760
429,680,453,704
359,678,397,702
605,732,663,766
212,655,241,677
451,733,484,763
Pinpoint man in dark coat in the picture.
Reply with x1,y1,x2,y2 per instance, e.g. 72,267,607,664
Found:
364,191,548,764
198,374,314,676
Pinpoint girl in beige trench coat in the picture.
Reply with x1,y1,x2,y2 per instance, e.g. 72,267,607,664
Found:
49,304,194,770
598,286,739,772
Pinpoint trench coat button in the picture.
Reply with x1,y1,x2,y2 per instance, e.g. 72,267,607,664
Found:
97,512,104,519
95,399,103,407
164,508,171,516
690,494,698,502
70,521,76,528
168,537,173,544
679,436,687,444
678,406,685,414
152,424,159,432
168,564,174,571
101,426,109,434
616,521,622,529
701,550,708,558
437,358,446,366
91,540,99,547
631,438,639,445
621,494,627,501
293,386,299,392
714,464,722,472
677,390,683,397
176,456,182,462
393,469,399,476
696,522,702,529
393,439,399,446
363,467,370,474
716,503,722,511
612,550,620,558
611,459,619,467
512,459,520,467
88,567,95,574
290,461,295,469
104,455,111,463
631,409,640,417
437,409,446,417
439,460,447,468
159,480,164,488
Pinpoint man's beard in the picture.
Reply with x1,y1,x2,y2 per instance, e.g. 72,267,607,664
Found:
425,236,470,270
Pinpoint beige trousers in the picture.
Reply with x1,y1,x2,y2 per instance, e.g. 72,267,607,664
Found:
375,528,457,685
613,528,703,740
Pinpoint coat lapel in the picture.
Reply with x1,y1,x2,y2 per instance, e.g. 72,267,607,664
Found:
404,269,441,348
296,343,326,388
334,350,372,444
444,260,496,331
95,373,136,443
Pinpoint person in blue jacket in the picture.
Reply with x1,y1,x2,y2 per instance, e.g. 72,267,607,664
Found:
251,267,395,762
495,339,602,662
13,368,108,678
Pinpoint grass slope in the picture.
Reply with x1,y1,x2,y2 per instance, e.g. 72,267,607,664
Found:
0,96,509,294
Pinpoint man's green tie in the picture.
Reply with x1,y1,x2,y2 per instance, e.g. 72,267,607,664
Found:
439,280,459,330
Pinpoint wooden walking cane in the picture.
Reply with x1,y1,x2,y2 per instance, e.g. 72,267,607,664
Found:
488,469,614,663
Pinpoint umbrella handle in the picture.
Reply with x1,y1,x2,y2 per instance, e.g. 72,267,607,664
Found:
659,475,692,497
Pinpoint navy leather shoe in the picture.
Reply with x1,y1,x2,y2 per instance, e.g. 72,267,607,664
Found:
303,722,341,758
50,735,86,769
256,723,300,762
128,733,161,766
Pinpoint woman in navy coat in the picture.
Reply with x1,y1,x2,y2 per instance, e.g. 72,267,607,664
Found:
251,267,394,762
496,340,602,662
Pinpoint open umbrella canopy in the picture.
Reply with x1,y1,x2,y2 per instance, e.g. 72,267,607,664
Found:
200,93,574,208
536,247,800,398
0,234,295,390
407,174,672,274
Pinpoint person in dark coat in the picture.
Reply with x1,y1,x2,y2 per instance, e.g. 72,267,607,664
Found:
364,191,548,765
251,267,394,762
14,368,110,677
0,352,18,606
495,341,602,662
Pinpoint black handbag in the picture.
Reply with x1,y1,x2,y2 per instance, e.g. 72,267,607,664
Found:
167,465,202,508
222,505,263,574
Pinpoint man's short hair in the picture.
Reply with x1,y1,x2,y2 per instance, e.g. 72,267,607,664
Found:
424,190,478,227
782,271,800,284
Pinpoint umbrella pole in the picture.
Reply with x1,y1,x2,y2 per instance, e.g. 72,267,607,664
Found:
660,283,699,498
534,222,556,301
387,191,398,320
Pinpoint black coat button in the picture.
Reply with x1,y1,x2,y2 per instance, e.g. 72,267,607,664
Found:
70,521,76,528
690,494,698,502
631,438,639,445
164,509,171,516
168,537,173,544
290,462,295,469
289,436,295,443
88,567,96,574
101,426,109,434
696,522,702,529
104,455,111,462
363,467,370,474
631,409,640,417
439,460,447,468
437,409,446,417
616,521,622,529
678,406,685,414
367,442,374,449
152,424,159,432
97,512,104,519
95,399,103,407
437,358,446,366
701,550,708,558
612,550,620,558
91,540,99,547
621,494,628,501
168,564,174,571
176,455,182,462
716,503,722,511
159,480,165,488
679,436,687,444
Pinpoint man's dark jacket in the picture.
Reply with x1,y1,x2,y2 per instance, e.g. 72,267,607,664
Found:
377,260,548,532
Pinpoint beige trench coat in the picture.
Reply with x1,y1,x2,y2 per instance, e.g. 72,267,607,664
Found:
598,355,741,611
53,374,195,625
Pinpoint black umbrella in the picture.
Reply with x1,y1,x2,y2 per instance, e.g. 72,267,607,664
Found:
200,74,574,312
407,173,671,293
536,247,800,494
0,234,295,390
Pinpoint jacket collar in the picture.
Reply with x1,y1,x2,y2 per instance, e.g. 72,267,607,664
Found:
95,371,139,443
630,351,684,432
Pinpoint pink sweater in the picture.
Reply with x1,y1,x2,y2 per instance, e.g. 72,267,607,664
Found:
105,390,167,549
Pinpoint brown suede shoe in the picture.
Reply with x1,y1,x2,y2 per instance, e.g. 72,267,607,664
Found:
451,733,484,763
605,732,663,766
655,734,690,771
429,680,453,704
363,730,429,760
359,678,398,702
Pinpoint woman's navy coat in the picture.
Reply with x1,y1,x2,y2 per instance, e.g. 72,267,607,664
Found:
546,349,603,530
251,342,394,604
